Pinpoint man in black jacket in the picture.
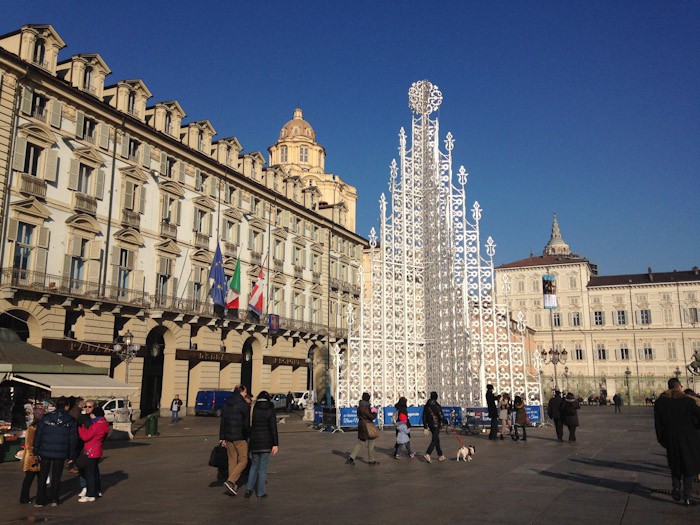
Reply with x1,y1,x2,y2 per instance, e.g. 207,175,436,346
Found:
547,390,565,442
219,386,251,496
34,397,77,507
486,384,500,440
422,391,447,462
654,377,700,506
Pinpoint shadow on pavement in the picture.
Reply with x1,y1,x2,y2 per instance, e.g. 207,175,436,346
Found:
569,457,668,475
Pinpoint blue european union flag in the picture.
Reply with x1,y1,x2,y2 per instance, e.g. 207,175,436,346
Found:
209,243,227,307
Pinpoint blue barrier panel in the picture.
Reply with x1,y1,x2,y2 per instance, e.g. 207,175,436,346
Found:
382,406,424,427
339,407,379,427
313,405,323,424
525,405,541,424
441,406,462,426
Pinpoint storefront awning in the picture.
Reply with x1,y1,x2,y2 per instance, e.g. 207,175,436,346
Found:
5,373,136,398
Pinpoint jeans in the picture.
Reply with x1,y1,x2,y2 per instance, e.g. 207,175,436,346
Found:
247,453,271,496
567,424,577,442
36,458,65,505
614,404,621,414
394,442,413,456
225,440,249,486
426,428,443,456
554,418,564,441
350,439,376,462
171,410,179,422
514,423,527,440
83,458,101,497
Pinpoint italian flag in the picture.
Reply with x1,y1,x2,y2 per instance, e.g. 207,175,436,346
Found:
225,259,241,309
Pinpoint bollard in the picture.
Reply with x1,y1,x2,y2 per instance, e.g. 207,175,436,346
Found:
145,414,159,436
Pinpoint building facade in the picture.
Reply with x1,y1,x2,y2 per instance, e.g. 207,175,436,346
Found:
494,214,700,403
0,24,365,416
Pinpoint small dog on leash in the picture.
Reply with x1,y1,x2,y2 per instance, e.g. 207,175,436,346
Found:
456,445,476,462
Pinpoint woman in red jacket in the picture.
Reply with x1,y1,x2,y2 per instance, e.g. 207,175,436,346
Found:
77,406,109,502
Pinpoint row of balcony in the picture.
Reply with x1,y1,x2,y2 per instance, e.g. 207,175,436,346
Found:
330,277,361,295
0,267,349,339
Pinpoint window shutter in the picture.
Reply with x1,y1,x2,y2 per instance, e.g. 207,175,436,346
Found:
187,281,194,299
87,240,101,260
112,246,120,266
192,210,198,231
37,226,50,249
158,258,169,276
76,111,85,138
13,137,27,172
111,264,119,287
141,143,151,168
121,133,130,158
126,250,135,270
248,230,254,248
68,159,79,190
209,175,218,198
139,185,146,214
95,169,105,200
124,181,135,210
62,254,72,282
98,123,109,149
68,237,80,257
160,152,167,177
175,200,181,225
50,99,62,128
87,260,101,282
647,311,652,324
34,247,48,275
160,196,168,220
194,169,201,190
208,212,213,236
637,348,645,360
634,311,640,324
171,277,179,298
132,270,144,292
20,86,33,115
43,149,58,182
7,218,18,242
178,161,186,183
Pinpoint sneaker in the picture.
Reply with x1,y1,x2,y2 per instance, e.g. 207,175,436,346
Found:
79,488,87,497
34,503,44,508
224,481,238,496
423,454,432,463
409,453,416,459
258,494,267,498
97,492,103,498
78,496,96,503
50,502,59,507
394,454,401,459
438,455,446,462
345,456,355,465
244,490,252,499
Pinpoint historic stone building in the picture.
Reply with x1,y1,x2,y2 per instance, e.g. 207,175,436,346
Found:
0,24,365,416
494,214,700,402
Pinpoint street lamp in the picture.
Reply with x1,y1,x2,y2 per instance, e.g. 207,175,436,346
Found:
540,348,567,391
624,366,632,405
112,330,141,387
674,366,682,380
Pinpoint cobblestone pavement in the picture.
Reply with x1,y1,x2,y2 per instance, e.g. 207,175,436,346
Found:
0,406,697,524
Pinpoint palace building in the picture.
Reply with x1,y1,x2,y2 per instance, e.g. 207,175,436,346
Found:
0,24,365,416
494,214,700,402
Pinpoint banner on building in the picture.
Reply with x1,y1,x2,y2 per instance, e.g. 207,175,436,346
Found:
542,274,557,309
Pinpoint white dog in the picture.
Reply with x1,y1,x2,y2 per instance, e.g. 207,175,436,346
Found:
456,445,475,462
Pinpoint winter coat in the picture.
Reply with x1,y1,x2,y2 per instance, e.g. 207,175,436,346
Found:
78,417,109,458
422,399,446,430
613,394,622,406
396,419,410,445
486,391,499,419
34,408,77,460
22,424,40,472
654,388,700,477
248,399,279,453
547,394,563,419
513,402,527,425
356,400,376,441
219,394,250,442
562,399,580,427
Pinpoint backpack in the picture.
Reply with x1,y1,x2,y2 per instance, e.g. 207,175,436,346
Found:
560,400,574,417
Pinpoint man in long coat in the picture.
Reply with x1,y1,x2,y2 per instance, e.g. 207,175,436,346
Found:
654,377,700,506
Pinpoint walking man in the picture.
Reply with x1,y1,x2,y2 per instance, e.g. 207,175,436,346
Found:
613,393,622,414
422,391,447,463
547,390,565,442
285,391,293,413
34,397,77,507
654,377,700,506
486,384,500,440
220,386,251,496
171,394,183,423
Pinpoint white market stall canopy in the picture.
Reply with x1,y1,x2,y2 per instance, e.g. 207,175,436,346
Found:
5,372,136,398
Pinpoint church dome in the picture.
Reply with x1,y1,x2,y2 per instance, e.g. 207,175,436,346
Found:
279,108,315,141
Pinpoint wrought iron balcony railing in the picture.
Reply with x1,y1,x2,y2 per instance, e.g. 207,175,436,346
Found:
73,192,97,215
224,242,239,257
121,209,141,229
250,251,262,266
30,107,47,122
273,258,283,272
193,231,209,250
294,265,304,279
160,220,177,239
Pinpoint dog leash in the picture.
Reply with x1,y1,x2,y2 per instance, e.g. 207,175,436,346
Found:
450,424,466,447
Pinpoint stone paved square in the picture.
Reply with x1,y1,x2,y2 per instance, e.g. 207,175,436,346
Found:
0,406,696,524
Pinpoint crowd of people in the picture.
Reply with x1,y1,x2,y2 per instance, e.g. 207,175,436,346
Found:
219,385,279,499
19,396,109,506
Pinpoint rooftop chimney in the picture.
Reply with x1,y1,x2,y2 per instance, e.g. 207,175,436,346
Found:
648,267,653,282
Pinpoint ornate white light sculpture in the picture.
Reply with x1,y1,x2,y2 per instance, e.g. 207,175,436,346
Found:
339,81,538,411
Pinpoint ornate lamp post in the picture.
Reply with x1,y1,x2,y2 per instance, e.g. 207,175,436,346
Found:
624,366,632,405
540,348,567,392
112,330,141,390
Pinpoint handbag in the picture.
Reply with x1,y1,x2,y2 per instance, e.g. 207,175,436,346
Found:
365,421,380,440
209,445,228,469
74,449,91,470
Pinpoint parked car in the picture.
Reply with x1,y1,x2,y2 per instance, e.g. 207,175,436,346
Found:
291,391,312,410
270,393,288,410
98,398,132,423
195,390,235,417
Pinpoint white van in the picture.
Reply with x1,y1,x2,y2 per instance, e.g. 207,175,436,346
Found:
292,391,311,410
98,398,133,423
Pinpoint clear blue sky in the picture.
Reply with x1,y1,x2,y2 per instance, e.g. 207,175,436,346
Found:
4,1,699,275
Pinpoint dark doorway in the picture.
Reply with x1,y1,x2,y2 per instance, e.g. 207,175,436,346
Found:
0,312,29,341
139,329,165,417
241,338,253,393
